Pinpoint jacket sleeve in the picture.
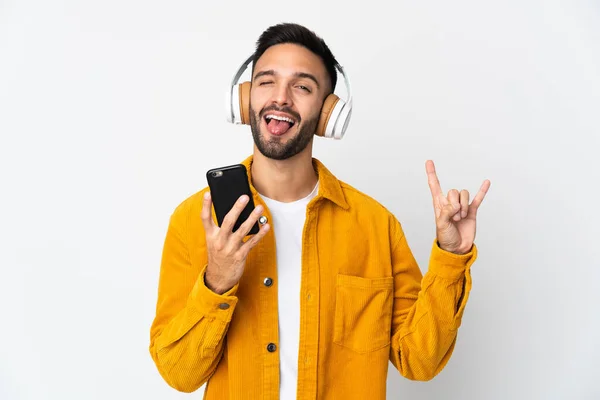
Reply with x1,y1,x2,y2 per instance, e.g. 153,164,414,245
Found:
388,220,477,381
149,208,238,393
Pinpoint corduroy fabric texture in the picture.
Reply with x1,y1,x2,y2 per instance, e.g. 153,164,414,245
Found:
149,155,477,400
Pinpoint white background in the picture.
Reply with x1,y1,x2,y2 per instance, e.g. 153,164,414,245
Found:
1,0,599,399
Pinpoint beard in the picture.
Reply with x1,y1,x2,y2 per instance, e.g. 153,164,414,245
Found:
249,103,318,161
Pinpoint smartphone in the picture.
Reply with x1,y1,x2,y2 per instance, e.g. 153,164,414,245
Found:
206,164,259,235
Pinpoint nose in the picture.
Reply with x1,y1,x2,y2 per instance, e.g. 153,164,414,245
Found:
271,82,292,108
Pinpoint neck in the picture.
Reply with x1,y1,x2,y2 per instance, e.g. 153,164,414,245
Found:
251,146,318,203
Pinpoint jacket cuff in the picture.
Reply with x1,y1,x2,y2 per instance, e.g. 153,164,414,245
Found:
427,239,478,279
188,265,239,323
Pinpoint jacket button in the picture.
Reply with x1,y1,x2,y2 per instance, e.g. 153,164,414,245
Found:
218,303,230,310
259,216,268,225
263,277,273,287
267,343,277,352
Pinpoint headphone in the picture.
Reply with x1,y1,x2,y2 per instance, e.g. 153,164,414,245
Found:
226,55,353,140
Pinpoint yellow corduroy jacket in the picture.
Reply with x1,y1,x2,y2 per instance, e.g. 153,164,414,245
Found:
149,155,478,400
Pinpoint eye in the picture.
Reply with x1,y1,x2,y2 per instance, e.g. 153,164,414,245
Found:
259,81,274,86
296,85,311,93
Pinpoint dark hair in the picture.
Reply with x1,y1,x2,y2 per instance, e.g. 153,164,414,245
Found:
251,23,339,92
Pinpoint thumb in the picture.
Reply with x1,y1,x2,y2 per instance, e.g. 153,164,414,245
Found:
438,203,460,224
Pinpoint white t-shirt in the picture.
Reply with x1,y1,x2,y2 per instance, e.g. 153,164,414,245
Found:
260,181,319,400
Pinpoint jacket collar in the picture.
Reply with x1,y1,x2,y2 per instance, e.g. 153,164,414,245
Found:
241,155,349,210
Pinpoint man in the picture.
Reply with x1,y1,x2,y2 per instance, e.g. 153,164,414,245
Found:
149,22,490,400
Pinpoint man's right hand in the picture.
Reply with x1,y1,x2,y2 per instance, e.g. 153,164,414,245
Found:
200,192,270,294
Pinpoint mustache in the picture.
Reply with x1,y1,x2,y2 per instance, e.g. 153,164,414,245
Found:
259,105,301,123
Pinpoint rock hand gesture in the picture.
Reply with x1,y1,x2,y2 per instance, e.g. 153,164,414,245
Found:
426,160,491,255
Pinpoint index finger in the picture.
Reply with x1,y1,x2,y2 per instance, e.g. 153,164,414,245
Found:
220,195,250,234
426,160,443,198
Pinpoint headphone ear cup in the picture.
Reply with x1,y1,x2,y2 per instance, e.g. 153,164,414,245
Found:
239,81,251,125
315,94,340,137
331,100,351,139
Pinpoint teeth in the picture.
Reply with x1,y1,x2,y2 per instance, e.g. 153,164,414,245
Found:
266,114,294,124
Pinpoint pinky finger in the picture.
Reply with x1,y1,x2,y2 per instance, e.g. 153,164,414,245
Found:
471,179,491,210
240,223,270,254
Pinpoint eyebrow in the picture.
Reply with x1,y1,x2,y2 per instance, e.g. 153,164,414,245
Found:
253,70,321,89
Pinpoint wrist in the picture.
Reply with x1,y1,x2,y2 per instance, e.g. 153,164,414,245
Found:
437,240,470,255
204,270,233,295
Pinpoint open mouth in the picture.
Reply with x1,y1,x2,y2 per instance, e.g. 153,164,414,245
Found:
264,114,296,136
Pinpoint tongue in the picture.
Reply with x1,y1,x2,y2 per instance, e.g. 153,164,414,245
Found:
267,119,292,135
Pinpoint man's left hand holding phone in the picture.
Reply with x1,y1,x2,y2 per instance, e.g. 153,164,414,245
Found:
201,164,270,295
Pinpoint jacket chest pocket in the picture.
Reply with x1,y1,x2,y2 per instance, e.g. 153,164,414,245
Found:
333,274,394,354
